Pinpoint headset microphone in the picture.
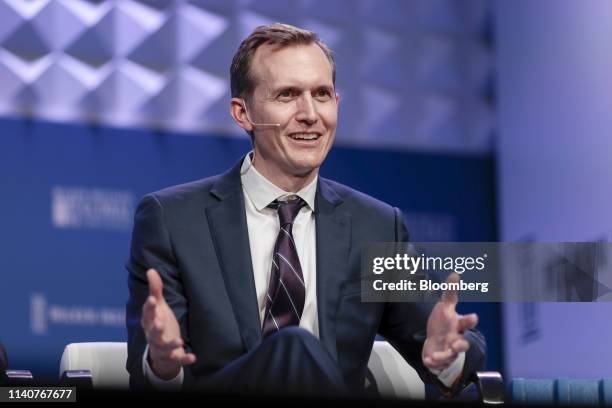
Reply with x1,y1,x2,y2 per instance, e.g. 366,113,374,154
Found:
241,99,281,129
239,100,280,176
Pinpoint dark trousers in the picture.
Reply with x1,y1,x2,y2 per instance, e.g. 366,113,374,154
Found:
199,327,348,397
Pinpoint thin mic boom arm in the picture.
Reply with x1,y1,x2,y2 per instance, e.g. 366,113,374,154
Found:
241,99,281,128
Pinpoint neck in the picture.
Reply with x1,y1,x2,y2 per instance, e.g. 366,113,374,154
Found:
250,155,317,193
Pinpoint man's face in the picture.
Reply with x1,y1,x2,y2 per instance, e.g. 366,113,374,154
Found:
245,42,338,183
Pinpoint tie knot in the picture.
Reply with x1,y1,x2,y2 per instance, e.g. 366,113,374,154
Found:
270,196,305,226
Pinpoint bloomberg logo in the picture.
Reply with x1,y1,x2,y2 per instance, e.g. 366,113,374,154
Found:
51,186,134,231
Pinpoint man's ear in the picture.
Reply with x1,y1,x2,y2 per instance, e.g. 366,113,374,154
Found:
229,98,254,133
335,92,340,106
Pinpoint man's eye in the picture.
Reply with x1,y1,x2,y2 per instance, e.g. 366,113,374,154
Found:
278,90,295,99
315,90,332,100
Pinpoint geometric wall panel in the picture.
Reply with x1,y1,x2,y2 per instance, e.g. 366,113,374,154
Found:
0,0,495,153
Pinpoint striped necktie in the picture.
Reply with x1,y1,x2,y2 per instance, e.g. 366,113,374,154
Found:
262,196,306,338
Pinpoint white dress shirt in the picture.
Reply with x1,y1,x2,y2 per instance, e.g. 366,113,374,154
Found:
240,153,319,337
144,153,463,389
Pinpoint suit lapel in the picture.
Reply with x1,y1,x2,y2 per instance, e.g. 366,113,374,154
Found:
206,160,262,352
315,178,351,362
205,164,352,357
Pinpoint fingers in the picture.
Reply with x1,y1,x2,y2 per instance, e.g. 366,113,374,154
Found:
423,338,470,370
458,313,478,332
149,349,197,380
450,338,469,353
431,337,467,360
174,351,197,366
423,350,454,370
423,329,472,370
141,306,181,350
147,333,195,368
149,336,183,352
142,295,157,321
422,355,438,369
146,268,164,301
152,347,197,367
441,272,459,305
141,293,180,351
432,348,454,362
140,270,195,372
425,274,477,371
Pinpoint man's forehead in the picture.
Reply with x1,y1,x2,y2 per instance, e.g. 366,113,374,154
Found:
250,42,333,89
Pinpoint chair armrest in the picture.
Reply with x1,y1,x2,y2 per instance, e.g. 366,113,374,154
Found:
59,370,93,389
473,371,505,405
5,370,34,386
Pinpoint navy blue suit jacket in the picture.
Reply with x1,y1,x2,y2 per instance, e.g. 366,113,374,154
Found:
126,157,485,393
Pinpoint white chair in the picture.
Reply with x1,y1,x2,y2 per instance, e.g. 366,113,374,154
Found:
367,340,425,399
59,340,424,397
59,342,128,389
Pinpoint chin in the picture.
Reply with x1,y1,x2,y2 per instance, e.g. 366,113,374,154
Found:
288,161,321,177
298,152,327,166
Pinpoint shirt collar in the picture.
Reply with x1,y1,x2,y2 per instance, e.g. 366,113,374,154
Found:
240,152,317,212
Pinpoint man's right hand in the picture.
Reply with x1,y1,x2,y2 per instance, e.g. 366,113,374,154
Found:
141,268,197,380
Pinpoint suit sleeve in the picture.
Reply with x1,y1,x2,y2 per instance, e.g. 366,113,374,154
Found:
377,207,486,396
125,194,194,390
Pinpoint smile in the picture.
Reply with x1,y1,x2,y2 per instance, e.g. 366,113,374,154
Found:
288,132,322,141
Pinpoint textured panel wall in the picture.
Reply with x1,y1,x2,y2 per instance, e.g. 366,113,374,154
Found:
0,0,494,152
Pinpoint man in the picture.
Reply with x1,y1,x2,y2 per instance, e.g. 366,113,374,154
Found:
126,23,485,397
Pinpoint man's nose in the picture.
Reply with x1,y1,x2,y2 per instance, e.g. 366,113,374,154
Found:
295,94,318,125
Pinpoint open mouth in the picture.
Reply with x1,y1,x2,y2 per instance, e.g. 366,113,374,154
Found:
288,132,322,141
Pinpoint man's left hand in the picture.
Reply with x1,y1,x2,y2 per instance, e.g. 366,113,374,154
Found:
422,272,478,372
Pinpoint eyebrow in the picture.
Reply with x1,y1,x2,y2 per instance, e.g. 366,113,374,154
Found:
271,84,334,94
